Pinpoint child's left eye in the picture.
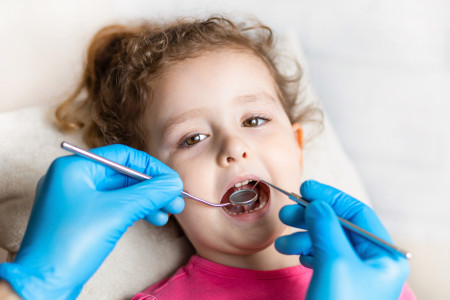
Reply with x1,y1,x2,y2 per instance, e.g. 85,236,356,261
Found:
242,115,271,127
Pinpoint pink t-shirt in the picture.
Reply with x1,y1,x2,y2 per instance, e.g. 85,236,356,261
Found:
132,255,416,300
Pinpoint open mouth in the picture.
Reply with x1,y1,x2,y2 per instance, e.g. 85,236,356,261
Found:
220,180,270,216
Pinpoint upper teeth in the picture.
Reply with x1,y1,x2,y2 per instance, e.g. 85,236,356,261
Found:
234,180,252,187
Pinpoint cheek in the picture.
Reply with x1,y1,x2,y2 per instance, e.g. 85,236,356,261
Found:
173,203,217,244
175,202,200,228
261,132,303,185
168,155,215,195
261,132,301,164
145,147,207,196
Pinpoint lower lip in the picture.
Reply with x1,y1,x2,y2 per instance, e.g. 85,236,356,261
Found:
221,188,270,221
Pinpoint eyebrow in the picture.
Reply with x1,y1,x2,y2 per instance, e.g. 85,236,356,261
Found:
162,92,277,136
235,92,277,106
163,108,207,136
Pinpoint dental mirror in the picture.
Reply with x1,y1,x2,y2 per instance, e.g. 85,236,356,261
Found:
229,189,259,206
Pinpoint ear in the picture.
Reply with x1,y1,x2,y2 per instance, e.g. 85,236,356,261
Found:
292,122,304,168
292,122,303,149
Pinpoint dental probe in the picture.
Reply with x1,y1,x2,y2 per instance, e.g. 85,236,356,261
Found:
258,180,412,259
60,142,254,207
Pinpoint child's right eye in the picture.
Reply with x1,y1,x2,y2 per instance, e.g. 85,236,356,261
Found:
178,133,208,148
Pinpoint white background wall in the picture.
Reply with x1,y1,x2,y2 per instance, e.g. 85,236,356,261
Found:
1,0,449,299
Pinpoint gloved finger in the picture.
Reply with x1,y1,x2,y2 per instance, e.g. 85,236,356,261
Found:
305,200,355,261
300,180,364,216
160,196,185,215
279,204,306,229
107,174,183,218
301,180,392,244
88,144,179,189
301,180,371,223
299,254,314,269
145,210,169,226
275,231,311,255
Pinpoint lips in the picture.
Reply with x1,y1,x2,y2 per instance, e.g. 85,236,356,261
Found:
220,180,271,216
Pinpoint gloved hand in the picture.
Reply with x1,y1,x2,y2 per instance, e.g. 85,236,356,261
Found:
0,144,184,300
275,180,409,300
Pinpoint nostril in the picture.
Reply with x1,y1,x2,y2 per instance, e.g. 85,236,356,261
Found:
223,151,247,164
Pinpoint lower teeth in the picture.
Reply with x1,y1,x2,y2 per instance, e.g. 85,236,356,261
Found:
225,197,267,216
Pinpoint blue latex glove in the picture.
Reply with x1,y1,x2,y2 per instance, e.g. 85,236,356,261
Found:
275,180,409,300
0,144,184,300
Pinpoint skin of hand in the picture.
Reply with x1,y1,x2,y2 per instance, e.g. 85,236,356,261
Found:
275,180,410,300
0,144,184,300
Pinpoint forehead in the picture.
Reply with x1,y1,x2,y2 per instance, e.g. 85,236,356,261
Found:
148,49,278,111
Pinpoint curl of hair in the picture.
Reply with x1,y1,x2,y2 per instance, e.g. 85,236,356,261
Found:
56,16,322,150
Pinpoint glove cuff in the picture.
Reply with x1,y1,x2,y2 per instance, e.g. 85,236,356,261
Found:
0,263,81,300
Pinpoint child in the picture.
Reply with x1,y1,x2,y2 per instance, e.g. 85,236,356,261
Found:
55,16,415,299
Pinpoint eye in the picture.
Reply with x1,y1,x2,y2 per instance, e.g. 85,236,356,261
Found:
242,115,271,127
178,133,208,148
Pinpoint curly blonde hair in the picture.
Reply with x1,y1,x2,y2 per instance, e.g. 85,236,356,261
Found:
56,16,321,150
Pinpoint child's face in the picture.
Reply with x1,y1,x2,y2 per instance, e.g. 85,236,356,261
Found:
145,49,303,266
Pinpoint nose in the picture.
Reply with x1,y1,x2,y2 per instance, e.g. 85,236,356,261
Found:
217,134,250,167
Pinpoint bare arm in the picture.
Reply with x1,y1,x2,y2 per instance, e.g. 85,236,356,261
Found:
0,281,21,300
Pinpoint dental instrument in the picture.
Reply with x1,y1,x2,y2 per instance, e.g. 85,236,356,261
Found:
61,142,255,207
235,180,412,259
